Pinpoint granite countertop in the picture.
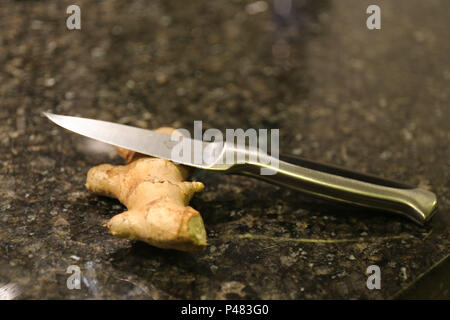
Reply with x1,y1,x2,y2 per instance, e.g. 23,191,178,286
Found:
0,0,448,299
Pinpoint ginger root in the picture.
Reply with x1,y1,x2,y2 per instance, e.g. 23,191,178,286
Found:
85,127,207,252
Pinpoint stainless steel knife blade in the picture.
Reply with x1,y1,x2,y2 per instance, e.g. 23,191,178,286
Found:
43,112,225,169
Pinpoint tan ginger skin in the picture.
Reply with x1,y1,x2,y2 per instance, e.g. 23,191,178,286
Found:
85,127,206,252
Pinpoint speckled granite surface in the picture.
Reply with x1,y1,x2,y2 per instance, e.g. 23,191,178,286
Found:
0,0,448,299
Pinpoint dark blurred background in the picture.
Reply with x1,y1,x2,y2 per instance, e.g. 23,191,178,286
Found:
0,0,448,299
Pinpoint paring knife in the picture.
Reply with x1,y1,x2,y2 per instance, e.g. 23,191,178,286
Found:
43,112,438,225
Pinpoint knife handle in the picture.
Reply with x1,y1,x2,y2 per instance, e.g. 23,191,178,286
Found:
231,153,437,224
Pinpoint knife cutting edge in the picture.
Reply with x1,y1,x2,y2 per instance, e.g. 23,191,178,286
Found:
43,112,438,225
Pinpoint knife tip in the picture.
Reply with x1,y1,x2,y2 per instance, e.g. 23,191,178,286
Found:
42,112,59,122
